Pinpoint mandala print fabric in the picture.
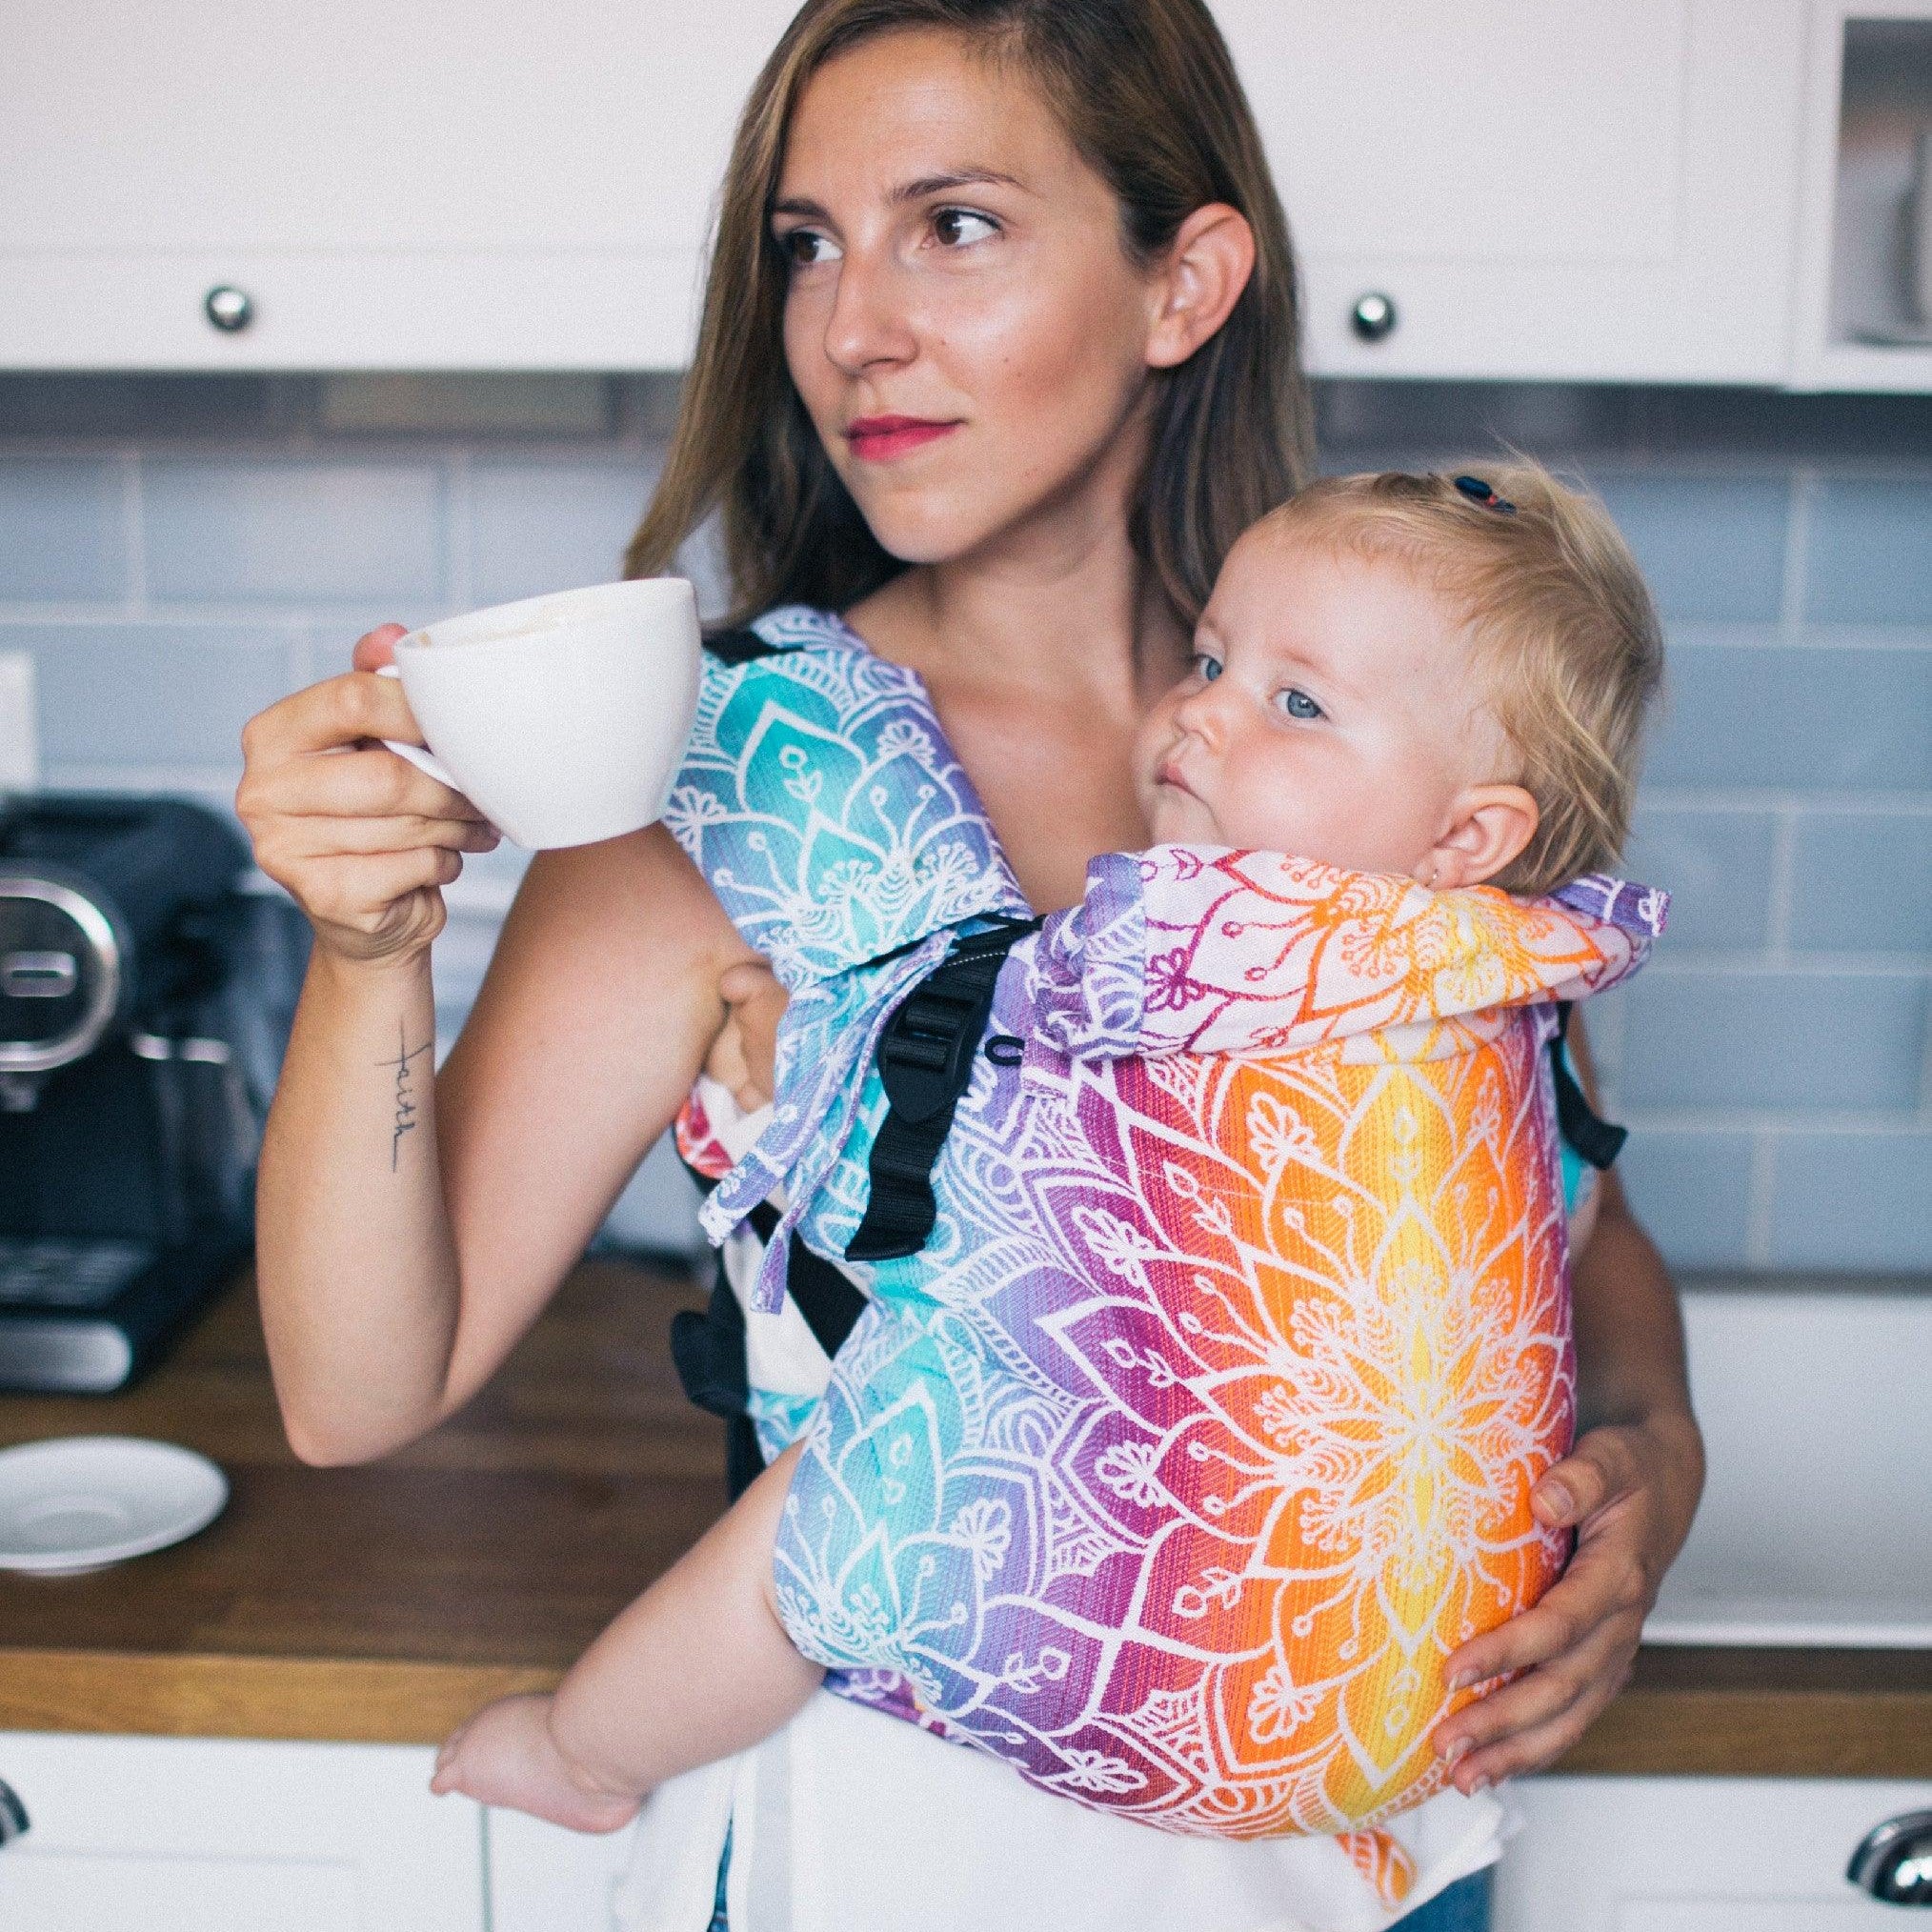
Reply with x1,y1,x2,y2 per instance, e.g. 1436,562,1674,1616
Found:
670,610,1666,1869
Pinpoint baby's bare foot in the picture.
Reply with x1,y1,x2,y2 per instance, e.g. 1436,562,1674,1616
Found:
432,1693,642,1834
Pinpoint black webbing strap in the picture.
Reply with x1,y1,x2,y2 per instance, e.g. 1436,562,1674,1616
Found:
671,1187,869,1500
1550,1001,1628,1171
702,626,780,664
845,916,1042,1262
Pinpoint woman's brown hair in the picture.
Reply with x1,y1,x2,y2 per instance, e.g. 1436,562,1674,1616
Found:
624,0,1311,626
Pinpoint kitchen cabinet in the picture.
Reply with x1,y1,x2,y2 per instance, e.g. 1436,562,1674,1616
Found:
0,1733,484,1931
0,0,803,371
1496,1776,1932,1929
1217,0,1809,384
1,0,1820,383
1790,0,1932,391
487,1806,643,1932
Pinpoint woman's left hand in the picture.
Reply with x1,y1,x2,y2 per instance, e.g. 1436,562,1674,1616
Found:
1430,1397,1704,1795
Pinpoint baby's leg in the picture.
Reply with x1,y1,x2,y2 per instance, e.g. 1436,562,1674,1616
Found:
432,1440,821,1829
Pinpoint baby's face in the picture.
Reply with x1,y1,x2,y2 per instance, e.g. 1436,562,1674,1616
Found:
1137,523,1510,875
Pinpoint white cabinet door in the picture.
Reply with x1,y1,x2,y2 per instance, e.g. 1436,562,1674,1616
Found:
0,0,800,370
0,0,1814,381
486,1808,641,1932
1495,1777,1932,1930
1217,0,1810,383
0,1733,484,1932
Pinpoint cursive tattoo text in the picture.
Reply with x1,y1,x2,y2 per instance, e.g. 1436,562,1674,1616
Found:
378,1022,434,1171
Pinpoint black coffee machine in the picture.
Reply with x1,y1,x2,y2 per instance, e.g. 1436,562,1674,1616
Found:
0,794,308,1391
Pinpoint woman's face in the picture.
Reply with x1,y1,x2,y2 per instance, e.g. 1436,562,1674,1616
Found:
773,30,1168,569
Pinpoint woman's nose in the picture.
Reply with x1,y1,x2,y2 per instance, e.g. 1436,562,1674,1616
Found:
822,247,918,375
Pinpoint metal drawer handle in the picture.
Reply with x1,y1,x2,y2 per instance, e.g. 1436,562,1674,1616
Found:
1851,1810,1932,1903
0,1777,29,1847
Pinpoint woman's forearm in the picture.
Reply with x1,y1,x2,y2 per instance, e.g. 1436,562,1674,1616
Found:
1569,1171,1696,1435
253,829,753,1469
255,945,463,1465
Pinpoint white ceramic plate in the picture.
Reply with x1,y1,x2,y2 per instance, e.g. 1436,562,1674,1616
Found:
0,1436,228,1574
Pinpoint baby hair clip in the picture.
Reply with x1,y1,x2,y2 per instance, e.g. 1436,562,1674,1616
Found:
1453,473,1518,514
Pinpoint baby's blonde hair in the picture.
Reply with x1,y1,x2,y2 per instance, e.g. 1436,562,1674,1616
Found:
1267,464,1663,896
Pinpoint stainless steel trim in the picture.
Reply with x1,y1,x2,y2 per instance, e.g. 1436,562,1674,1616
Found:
0,950,78,997
0,1318,134,1394
0,879,120,1075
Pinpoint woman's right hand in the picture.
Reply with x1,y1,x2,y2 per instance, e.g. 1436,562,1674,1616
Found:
236,623,500,967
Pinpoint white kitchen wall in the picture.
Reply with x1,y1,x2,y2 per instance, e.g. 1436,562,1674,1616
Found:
0,371,1928,1273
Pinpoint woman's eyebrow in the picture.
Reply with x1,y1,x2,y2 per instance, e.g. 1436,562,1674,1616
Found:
891,167,1025,204
773,170,1027,224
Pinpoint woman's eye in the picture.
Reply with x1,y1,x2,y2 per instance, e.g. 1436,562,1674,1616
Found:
1191,652,1222,683
779,229,841,268
1276,688,1323,720
932,207,998,248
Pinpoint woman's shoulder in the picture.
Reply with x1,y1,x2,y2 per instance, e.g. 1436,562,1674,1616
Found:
672,604,1026,979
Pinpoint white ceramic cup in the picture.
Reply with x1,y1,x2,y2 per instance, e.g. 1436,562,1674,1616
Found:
376,578,701,850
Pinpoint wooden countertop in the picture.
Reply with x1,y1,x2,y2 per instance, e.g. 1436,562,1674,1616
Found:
1,1260,1926,1776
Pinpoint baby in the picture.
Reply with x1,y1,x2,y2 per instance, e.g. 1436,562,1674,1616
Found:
432,466,1666,1854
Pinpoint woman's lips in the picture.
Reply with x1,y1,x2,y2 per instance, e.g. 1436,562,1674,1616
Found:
844,414,961,462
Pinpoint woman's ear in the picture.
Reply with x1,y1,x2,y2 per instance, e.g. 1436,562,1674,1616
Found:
1145,203,1256,371
1424,785,1540,890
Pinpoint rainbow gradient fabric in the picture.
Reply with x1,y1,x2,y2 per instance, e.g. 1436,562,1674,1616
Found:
670,610,1664,1886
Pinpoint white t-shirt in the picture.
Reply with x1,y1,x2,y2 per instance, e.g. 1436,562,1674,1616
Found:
612,1690,1510,1932
614,1082,1511,1932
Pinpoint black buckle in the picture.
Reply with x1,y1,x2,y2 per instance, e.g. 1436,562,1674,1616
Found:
845,917,1040,1263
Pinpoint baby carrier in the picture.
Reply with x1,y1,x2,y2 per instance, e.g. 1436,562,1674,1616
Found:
668,611,1662,1861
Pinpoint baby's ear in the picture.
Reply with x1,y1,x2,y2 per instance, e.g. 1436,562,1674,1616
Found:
1426,785,1540,890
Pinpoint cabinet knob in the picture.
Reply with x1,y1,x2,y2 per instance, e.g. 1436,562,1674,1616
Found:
1350,292,1399,342
0,1777,28,1847
1850,1810,1932,1903
203,285,254,333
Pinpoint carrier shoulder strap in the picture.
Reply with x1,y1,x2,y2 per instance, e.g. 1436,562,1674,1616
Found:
1550,1000,1628,1171
702,626,781,664
845,916,1041,1263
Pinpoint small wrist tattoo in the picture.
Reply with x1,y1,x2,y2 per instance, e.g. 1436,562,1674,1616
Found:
377,1021,434,1171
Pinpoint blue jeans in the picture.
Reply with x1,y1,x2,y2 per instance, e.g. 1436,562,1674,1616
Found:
707,1858,1493,1930
1394,1867,1494,1931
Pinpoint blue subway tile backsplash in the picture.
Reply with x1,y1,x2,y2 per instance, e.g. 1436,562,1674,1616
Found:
1,374,1927,1272
16,621,300,770
1788,813,1932,955
1618,971,1928,1115
468,458,660,608
1620,807,1778,953
0,455,128,602
1591,473,1789,624
1768,1133,1932,1270
143,458,449,607
1644,642,1932,794
1613,1131,1758,1270
1805,478,1932,626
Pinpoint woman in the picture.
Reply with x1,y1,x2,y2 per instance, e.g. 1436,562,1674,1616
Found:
236,3,1703,1926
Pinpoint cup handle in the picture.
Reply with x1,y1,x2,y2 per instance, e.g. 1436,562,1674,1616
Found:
373,663,462,793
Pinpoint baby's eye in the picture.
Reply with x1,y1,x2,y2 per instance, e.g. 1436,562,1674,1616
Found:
1191,652,1222,682
1275,688,1323,721
778,228,842,268
933,207,998,248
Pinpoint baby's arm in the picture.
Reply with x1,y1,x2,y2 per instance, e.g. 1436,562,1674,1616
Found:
431,1440,822,1831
